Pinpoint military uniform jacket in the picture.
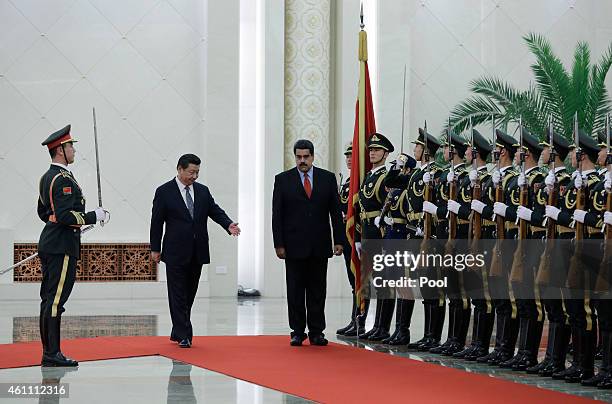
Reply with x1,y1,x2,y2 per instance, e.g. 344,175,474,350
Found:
583,170,608,230
457,166,491,220
339,176,350,217
556,169,601,234
37,164,97,258
355,166,388,241
505,166,546,237
480,166,519,224
434,163,468,238
532,167,572,230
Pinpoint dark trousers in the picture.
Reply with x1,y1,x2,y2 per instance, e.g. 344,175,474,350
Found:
39,253,77,355
343,240,355,291
285,257,328,338
166,253,202,341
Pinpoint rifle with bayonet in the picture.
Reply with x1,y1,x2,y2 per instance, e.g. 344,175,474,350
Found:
536,114,557,285
423,120,434,240
510,117,528,283
469,117,482,241
447,119,458,241
567,113,585,289
595,113,612,292
490,119,505,277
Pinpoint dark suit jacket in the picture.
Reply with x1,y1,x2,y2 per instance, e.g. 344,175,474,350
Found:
272,166,344,259
150,179,233,266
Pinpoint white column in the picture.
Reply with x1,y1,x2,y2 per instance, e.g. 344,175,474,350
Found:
284,0,332,169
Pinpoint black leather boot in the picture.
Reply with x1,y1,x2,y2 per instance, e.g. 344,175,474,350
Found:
583,331,609,386
554,327,581,380
501,317,529,369
566,328,595,383
41,316,78,367
444,307,471,356
419,303,445,351
528,320,556,374
599,331,612,389
454,308,479,359
337,296,358,335
466,310,494,361
489,315,518,366
389,299,414,346
541,323,570,377
360,298,381,339
408,303,431,349
596,328,603,360
513,319,543,371
345,299,369,337
430,304,456,354
368,299,394,341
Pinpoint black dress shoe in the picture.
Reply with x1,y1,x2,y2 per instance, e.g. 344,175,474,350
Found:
41,352,78,367
360,327,379,340
599,373,612,389
526,358,550,374
343,324,365,337
418,338,440,351
476,349,499,363
453,344,476,359
178,339,192,348
170,335,180,342
389,330,411,346
310,335,328,346
488,351,512,366
336,321,355,336
582,372,608,387
407,336,428,349
442,342,464,356
464,347,489,361
368,330,390,342
290,335,307,346
429,340,453,354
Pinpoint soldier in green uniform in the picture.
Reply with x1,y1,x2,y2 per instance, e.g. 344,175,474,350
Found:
545,130,601,383
450,129,496,360
473,129,520,365
526,129,573,376
379,152,417,345
384,128,444,350
354,133,394,341
37,125,108,367
424,130,471,356
337,142,370,337
499,129,547,370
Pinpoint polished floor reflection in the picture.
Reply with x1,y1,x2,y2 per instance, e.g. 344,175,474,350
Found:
0,297,610,402
0,356,311,403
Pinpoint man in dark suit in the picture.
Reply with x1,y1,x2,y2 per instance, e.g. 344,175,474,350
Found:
272,139,344,346
150,154,240,348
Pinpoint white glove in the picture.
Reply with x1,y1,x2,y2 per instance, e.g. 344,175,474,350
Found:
374,216,381,228
423,201,438,216
423,171,432,184
517,173,526,187
447,200,460,214
446,171,456,183
571,170,579,180
355,242,362,259
545,171,555,188
384,216,393,226
605,171,611,192
493,202,508,218
471,200,486,214
604,211,612,226
573,209,587,224
469,170,478,185
492,170,501,187
397,155,406,168
95,207,107,222
574,173,583,188
517,206,533,222
545,205,561,221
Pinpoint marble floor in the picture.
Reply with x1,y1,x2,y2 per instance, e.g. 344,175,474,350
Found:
0,297,610,403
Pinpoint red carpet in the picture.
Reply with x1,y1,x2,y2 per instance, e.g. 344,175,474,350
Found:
0,336,602,403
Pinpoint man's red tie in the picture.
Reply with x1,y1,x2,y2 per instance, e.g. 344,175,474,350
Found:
304,174,312,198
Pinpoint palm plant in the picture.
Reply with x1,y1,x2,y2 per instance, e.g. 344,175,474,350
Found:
449,33,612,140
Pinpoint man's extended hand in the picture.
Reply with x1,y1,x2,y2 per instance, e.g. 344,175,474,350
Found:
275,247,286,259
334,244,343,256
151,251,161,263
228,223,241,236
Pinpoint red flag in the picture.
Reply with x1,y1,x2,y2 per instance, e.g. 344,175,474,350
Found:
345,28,376,311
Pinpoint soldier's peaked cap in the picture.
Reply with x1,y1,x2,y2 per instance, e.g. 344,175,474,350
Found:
42,125,77,150
367,133,394,153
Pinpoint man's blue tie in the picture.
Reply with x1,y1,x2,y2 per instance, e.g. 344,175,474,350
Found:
185,186,194,218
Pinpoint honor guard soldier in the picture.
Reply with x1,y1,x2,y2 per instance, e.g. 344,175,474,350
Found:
500,128,547,371
545,130,601,383
337,142,370,337
526,128,573,376
385,128,445,351
425,130,471,356
38,125,108,367
379,153,417,345
475,129,520,365
451,129,496,360
354,133,394,341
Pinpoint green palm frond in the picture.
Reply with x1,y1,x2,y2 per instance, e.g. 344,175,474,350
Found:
448,33,612,142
